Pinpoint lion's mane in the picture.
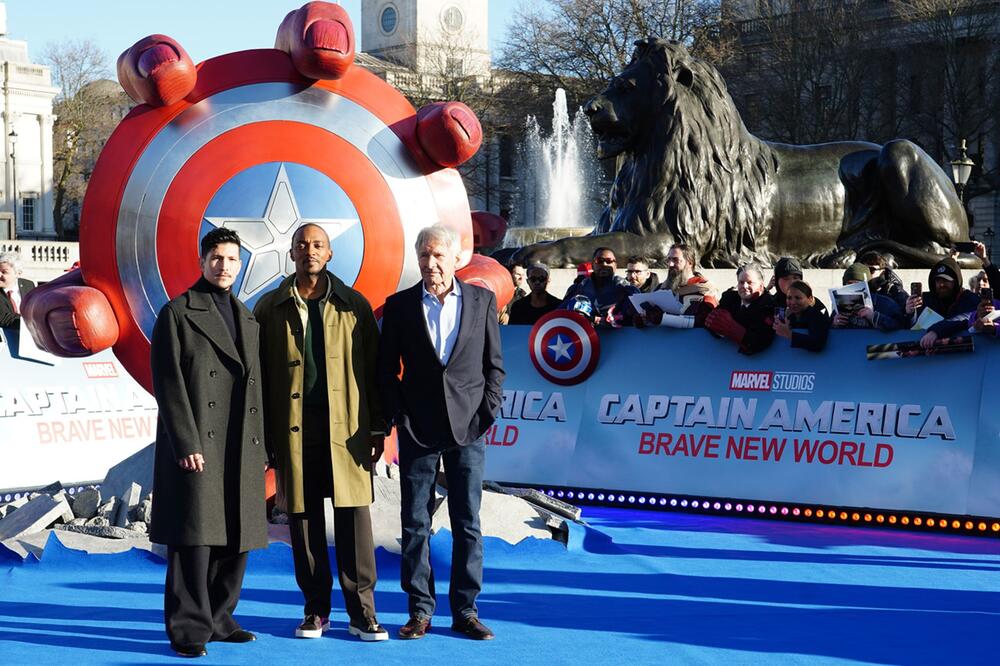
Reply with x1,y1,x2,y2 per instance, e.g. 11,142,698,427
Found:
606,38,778,266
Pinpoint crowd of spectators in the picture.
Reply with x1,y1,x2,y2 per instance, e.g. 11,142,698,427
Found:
498,241,1000,355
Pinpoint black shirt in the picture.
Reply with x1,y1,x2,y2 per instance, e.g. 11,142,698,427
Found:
508,293,561,326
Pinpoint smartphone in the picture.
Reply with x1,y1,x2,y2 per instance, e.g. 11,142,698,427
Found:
955,241,977,253
910,282,922,297
775,307,786,321
982,287,994,303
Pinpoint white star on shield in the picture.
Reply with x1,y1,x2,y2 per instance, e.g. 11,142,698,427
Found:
548,334,574,362
205,163,359,301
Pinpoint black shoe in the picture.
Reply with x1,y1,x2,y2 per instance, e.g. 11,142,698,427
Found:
451,615,494,640
349,618,389,641
398,616,431,639
295,614,330,638
220,629,256,643
170,642,207,658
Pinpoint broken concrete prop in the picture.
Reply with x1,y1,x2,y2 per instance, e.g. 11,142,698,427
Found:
130,497,152,524
114,483,143,528
55,524,145,540
71,487,101,520
0,494,73,542
100,443,154,505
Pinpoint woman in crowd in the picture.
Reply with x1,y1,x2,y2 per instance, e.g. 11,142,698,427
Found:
773,280,830,352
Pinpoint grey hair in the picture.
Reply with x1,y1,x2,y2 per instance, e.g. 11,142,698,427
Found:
0,251,21,273
415,224,461,257
736,261,764,282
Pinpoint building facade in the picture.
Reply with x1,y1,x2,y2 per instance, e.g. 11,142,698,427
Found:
0,3,58,240
721,0,1000,253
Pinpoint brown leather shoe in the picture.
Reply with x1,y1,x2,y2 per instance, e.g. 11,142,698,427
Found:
398,616,432,640
450,615,494,640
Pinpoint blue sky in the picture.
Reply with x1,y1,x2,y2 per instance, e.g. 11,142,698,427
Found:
6,1,521,73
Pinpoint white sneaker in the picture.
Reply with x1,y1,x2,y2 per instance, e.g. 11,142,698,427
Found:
349,619,389,642
295,615,330,638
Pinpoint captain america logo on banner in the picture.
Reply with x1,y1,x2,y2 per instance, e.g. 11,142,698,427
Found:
528,310,601,386
80,49,472,383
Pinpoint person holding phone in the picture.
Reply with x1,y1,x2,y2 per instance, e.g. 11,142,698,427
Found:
830,264,904,331
906,257,981,349
773,280,830,352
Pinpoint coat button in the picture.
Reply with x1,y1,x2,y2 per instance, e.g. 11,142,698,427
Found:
250,407,258,414
290,360,301,367
249,377,256,386
251,437,260,445
209,370,217,377
207,430,215,438
208,401,216,408
290,426,300,433
291,392,301,399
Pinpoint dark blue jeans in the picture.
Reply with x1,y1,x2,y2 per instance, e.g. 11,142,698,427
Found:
398,429,485,621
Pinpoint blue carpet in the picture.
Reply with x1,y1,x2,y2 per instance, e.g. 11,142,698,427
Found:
2,508,1000,664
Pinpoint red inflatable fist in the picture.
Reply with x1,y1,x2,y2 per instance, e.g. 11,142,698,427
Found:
417,102,483,168
21,269,119,356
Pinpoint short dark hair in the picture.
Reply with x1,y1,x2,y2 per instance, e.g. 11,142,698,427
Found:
200,227,242,258
592,246,615,260
626,255,651,267
858,251,885,269
787,280,813,299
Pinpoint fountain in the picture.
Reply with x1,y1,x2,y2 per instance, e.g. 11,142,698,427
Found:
504,89,603,248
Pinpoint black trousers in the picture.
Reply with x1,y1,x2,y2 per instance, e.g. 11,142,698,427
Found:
288,407,377,623
164,545,248,647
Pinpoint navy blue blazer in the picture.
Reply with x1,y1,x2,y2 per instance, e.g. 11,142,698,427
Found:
377,279,505,448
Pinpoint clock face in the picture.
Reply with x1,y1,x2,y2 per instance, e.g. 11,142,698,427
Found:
380,4,397,34
442,5,464,32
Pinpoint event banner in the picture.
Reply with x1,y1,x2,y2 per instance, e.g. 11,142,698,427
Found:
487,325,998,518
0,325,156,491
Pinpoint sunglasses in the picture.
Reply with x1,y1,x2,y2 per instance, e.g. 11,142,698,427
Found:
593,258,616,265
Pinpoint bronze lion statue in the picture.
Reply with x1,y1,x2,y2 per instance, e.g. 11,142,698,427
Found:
514,38,969,268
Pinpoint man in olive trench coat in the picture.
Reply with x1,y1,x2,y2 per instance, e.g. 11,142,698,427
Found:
254,223,387,642
149,228,268,658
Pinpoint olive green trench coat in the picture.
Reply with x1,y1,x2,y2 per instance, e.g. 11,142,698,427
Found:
254,272,383,513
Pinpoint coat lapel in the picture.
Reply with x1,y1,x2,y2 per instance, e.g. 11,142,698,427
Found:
184,289,244,371
233,298,258,371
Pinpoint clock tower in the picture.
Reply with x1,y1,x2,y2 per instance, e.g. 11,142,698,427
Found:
361,0,491,77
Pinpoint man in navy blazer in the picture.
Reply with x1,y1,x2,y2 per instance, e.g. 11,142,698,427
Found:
377,224,505,641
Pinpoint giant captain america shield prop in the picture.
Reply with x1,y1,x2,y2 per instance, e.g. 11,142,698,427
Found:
528,310,601,386
80,49,472,388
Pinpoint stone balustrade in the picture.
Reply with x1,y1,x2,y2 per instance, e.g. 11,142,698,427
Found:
0,240,79,283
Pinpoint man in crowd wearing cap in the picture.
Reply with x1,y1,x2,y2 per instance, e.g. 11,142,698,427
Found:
625,256,659,293
636,244,716,329
830,264,904,332
771,256,804,308
508,263,561,326
906,256,980,349
704,262,776,354
859,250,908,308
0,252,35,331
560,248,638,327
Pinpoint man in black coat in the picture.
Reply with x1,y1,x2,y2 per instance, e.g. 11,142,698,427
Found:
0,252,35,330
377,224,505,641
704,262,776,354
149,227,268,658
